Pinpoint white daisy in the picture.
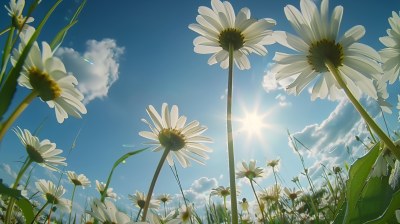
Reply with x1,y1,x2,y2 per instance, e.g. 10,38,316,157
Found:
11,28,87,123
380,11,400,84
189,0,276,70
236,160,264,180
5,0,34,30
272,0,382,101
157,193,173,204
35,179,71,213
95,180,117,200
139,103,212,168
283,187,302,201
14,127,66,171
128,191,160,210
166,205,194,224
67,171,91,188
87,198,133,224
210,186,230,198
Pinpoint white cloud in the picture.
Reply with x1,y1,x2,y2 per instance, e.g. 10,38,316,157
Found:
1,163,17,179
289,98,381,181
56,38,124,104
174,176,218,206
275,94,292,107
262,71,279,93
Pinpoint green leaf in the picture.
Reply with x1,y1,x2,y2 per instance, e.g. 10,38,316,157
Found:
342,143,380,223
15,198,34,224
0,180,34,223
364,188,400,224
100,147,148,201
50,0,86,51
0,0,62,120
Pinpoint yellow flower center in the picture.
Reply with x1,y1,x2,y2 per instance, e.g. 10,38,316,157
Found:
12,15,26,30
28,67,62,101
218,28,245,51
220,189,230,197
71,179,82,186
158,129,186,151
288,193,298,200
181,209,190,221
244,170,256,180
45,193,59,204
137,199,145,209
307,39,344,72
26,145,44,163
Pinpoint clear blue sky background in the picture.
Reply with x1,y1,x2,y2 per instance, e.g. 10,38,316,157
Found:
0,0,399,216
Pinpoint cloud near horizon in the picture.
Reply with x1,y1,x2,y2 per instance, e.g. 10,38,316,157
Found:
56,38,125,104
288,98,382,182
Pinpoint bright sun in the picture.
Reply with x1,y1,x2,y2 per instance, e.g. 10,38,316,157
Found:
238,112,267,138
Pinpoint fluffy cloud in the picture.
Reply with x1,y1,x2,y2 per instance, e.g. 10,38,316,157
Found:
175,176,218,206
56,39,124,104
289,98,381,181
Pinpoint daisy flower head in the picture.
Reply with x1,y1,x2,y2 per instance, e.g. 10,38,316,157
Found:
189,0,276,70
35,179,71,213
128,191,160,210
283,187,302,201
210,186,230,198
157,193,173,204
168,205,194,224
95,180,117,200
380,11,400,84
139,103,212,168
14,127,66,171
267,159,280,169
11,28,87,123
272,0,382,101
87,198,132,224
67,171,91,188
236,160,264,180
5,0,34,30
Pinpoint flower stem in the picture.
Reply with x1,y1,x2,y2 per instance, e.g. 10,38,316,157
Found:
31,202,49,224
0,91,38,141
68,185,77,224
326,62,400,160
250,179,266,223
227,43,239,224
141,148,170,221
5,158,32,224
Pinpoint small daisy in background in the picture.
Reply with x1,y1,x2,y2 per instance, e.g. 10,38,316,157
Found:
95,180,117,200
210,186,230,209
236,160,264,181
129,191,160,221
35,179,71,221
66,171,91,223
5,0,35,31
86,198,132,224
14,127,66,172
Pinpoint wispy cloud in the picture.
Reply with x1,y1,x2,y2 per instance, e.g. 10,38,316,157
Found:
1,163,17,179
56,38,125,104
175,176,218,206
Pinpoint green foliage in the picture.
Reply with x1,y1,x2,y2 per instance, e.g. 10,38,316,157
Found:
0,180,34,223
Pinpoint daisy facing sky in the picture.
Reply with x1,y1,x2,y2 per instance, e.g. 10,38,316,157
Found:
189,0,276,70
272,0,383,101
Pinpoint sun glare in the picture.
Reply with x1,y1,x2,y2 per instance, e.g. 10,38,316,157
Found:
237,111,267,138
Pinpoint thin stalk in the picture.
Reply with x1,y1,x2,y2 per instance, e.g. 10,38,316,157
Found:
326,62,400,160
249,179,266,223
31,202,49,224
135,208,143,222
68,185,77,224
227,43,238,224
4,158,32,224
141,148,170,221
170,164,193,224
0,91,38,141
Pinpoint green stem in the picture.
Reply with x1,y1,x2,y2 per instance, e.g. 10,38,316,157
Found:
31,202,49,224
0,91,38,141
68,185,77,224
4,158,32,224
141,148,170,221
326,62,400,160
227,43,238,224
250,180,266,223
135,207,143,222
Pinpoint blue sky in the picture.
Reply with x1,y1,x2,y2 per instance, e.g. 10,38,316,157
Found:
1,0,400,217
